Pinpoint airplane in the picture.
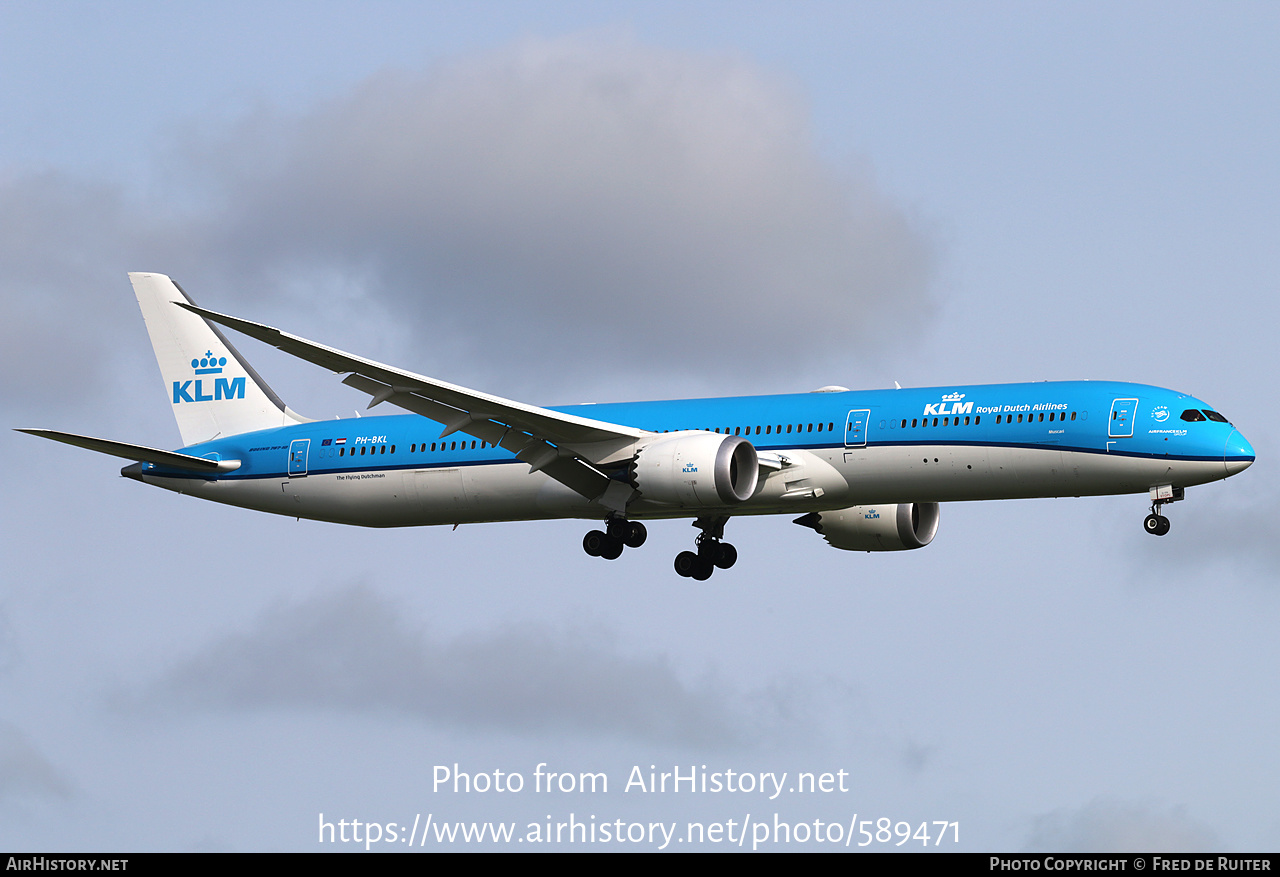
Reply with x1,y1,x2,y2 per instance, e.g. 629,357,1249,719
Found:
18,273,1255,580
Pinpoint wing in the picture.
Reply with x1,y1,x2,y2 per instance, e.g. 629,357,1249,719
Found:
15,429,240,472
175,303,642,510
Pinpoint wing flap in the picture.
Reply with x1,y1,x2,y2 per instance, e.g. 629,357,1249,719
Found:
341,373,632,508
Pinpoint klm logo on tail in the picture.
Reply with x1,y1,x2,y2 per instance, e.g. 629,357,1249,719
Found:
173,349,245,403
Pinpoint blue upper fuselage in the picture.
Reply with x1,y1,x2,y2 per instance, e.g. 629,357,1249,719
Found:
151,380,1255,481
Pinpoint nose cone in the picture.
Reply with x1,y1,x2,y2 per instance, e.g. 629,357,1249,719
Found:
1225,430,1255,477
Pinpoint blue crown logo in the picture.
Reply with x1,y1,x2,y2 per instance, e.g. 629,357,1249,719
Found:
192,350,227,375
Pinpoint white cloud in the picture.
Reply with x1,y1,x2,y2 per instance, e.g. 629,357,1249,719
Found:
183,34,934,389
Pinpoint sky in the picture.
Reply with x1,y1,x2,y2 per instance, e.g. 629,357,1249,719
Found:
2,1,1278,852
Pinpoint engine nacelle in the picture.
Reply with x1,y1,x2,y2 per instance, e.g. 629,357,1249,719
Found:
794,503,940,552
632,432,759,507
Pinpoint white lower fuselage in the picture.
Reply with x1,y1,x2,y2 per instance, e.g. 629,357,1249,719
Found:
141,442,1231,528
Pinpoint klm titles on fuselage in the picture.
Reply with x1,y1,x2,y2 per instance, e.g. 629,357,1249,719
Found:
923,400,974,417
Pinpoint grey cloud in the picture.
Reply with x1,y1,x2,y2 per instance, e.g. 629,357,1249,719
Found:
1024,798,1220,853
0,721,72,803
182,34,933,389
0,173,136,412
128,585,747,748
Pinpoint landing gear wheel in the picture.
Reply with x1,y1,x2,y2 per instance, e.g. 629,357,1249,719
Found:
690,558,714,581
599,535,624,560
713,542,737,570
674,551,700,578
583,530,608,556
622,521,647,549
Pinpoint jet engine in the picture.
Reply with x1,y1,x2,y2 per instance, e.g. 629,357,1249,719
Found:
631,432,759,507
794,503,940,551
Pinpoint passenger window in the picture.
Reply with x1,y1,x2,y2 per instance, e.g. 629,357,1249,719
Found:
1071,412,1076,420
911,419,918,428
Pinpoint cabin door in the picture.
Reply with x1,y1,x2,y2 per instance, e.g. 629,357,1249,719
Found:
288,439,310,476
844,409,870,448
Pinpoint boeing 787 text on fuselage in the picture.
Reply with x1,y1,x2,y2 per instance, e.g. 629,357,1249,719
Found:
19,274,1255,579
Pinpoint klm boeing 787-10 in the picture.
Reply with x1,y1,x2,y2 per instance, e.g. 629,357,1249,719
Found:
18,273,1255,579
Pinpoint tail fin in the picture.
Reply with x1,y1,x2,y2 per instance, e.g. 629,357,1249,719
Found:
130,272,308,445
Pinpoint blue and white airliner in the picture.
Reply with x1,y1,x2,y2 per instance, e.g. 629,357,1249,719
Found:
19,274,1256,579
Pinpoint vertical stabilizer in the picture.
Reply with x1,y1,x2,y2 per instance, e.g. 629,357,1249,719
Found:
129,273,307,445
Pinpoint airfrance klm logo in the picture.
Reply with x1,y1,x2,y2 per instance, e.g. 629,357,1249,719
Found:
173,350,246,404
923,392,972,417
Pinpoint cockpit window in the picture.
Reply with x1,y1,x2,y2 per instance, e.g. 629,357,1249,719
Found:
1180,409,1206,422
1203,410,1230,423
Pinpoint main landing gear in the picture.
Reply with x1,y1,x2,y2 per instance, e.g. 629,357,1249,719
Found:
1142,485,1185,537
673,516,737,581
583,518,647,560
582,515,739,580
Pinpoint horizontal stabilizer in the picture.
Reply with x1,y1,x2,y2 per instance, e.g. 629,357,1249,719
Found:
15,429,240,472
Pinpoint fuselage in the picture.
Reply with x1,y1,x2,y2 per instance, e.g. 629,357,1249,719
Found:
130,380,1255,528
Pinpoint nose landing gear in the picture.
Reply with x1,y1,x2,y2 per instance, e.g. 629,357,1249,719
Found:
1142,485,1184,537
674,516,737,580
